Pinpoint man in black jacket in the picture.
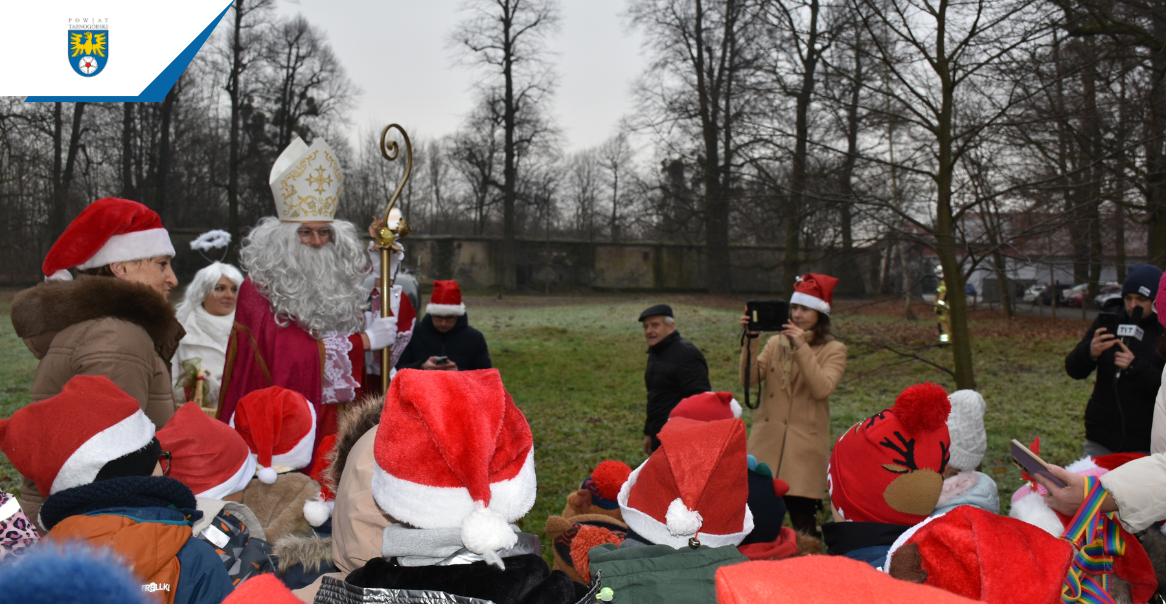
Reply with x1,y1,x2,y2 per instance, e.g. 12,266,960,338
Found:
1065,263,1165,455
640,304,712,453
397,280,491,372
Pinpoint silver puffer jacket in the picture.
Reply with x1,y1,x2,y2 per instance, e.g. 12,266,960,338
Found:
314,571,603,604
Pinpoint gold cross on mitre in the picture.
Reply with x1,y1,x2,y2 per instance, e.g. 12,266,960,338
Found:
268,136,343,222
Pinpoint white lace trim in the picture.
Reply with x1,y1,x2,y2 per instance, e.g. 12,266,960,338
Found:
321,331,360,404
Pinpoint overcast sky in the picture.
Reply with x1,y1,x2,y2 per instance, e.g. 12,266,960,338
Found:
275,0,648,154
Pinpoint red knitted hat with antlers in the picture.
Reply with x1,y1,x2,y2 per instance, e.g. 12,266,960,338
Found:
828,383,952,526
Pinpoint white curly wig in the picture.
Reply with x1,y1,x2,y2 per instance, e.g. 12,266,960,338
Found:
175,262,244,323
240,217,370,334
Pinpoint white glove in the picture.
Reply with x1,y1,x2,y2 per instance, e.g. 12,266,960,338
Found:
368,243,404,280
364,311,397,350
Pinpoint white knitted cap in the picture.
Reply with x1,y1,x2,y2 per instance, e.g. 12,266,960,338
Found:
946,390,987,470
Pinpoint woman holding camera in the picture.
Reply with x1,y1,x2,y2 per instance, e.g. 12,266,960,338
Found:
740,274,847,536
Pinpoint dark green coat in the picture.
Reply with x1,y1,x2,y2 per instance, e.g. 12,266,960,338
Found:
588,543,747,604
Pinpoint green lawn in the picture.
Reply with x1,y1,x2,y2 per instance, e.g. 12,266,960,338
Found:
0,291,1094,560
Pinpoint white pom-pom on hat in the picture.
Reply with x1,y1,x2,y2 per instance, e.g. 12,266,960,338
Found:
665,498,703,537
303,494,332,527
257,466,278,485
729,398,742,418
461,502,518,569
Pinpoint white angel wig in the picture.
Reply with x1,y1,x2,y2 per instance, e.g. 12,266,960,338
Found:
175,262,245,323
240,217,371,334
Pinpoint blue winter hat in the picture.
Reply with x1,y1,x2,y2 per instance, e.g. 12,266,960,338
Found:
1122,264,1163,301
0,544,150,604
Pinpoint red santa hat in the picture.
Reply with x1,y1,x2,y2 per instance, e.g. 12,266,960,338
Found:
669,391,742,422
303,434,338,527
0,375,155,496
1010,452,1148,537
716,556,981,604
828,383,951,526
157,402,255,499
42,197,175,281
789,273,839,315
222,574,302,604
885,506,1158,604
425,280,466,317
372,368,535,567
620,417,754,548
231,386,317,485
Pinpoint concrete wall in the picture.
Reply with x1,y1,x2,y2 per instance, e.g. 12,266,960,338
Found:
400,235,878,294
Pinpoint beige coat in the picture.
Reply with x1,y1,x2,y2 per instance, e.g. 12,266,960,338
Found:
1100,365,1166,533
740,334,847,499
10,277,184,528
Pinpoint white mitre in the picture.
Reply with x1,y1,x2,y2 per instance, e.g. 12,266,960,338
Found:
269,136,343,222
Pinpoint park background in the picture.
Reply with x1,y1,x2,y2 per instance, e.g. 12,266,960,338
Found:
0,288,1094,548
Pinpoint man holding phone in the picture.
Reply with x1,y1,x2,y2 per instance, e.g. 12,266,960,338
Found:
1065,264,1165,455
396,280,492,373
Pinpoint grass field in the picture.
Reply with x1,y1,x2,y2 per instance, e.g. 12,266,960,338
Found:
0,289,1094,558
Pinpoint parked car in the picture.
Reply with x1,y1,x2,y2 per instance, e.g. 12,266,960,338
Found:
1064,283,1090,308
1093,283,1123,311
1023,284,1047,303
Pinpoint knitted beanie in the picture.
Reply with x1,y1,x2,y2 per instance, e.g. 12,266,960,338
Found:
945,390,987,471
828,383,952,526
1122,263,1162,301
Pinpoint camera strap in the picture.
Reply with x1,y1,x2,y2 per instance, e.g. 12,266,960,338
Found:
741,328,760,410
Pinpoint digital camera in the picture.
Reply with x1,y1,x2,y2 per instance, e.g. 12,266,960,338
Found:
746,300,789,332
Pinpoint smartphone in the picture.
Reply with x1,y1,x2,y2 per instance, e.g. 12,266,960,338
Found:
1097,312,1119,335
434,356,449,365
1010,439,1067,488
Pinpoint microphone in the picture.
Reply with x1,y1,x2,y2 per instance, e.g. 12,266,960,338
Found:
1116,306,1145,346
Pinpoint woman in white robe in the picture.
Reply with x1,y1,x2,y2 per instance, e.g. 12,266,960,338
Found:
172,262,244,406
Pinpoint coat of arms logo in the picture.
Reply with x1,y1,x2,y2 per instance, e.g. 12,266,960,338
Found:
68,18,109,77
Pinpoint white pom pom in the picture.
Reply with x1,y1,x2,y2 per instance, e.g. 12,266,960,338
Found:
729,398,742,418
303,496,332,527
461,502,517,557
1065,456,1099,474
257,466,278,485
1008,491,1063,536
46,270,73,282
665,498,703,537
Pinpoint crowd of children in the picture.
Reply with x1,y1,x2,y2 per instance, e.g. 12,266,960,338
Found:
0,364,1163,602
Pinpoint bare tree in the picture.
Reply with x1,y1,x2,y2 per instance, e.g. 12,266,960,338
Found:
452,0,560,291
630,0,762,294
598,131,634,241
853,0,1052,388
566,148,601,240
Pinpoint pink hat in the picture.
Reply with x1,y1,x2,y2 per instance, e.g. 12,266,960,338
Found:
669,392,742,422
426,280,466,316
620,418,754,548
790,273,839,315
157,402,255,498
232,387,317,484
0,376,155,496
372,369,535,564
42,197,175,280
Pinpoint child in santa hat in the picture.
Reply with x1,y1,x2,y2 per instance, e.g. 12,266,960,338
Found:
229,386,325,543
320,368,594,604
158,402,276,585
666,391,813,561
884,505,1157,604
0,375,233,604
544,460,633,584
823,382,952,569
931,389,999,517
587,417,752,604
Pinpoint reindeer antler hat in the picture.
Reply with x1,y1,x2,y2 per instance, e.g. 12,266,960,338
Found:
828,383,952,526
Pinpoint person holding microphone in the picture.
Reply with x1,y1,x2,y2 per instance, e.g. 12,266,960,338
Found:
740,274,847,536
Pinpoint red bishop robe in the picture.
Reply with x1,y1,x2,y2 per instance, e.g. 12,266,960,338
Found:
220,277,414,465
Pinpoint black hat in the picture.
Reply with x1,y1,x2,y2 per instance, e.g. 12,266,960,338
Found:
638,304,674,322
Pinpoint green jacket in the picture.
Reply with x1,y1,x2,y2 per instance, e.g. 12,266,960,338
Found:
588,543,748,604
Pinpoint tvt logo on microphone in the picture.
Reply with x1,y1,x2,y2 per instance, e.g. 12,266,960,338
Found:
1116,324,1144,341
67,17,109,77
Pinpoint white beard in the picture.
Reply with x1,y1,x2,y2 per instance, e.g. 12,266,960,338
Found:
241,217,371,334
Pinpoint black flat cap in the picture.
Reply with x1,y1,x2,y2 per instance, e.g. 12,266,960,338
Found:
638,304,674,322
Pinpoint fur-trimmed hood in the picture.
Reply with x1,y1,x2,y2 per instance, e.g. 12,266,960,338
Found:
11,276,184,361
322,396,384,494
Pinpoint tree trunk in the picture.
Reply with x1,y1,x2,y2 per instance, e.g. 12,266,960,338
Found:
155,85,179,222
226,0,245,265
501,8,518,292
121,103,135,200
783,0,821,297
1146,15,1166,267
49,102,87,242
